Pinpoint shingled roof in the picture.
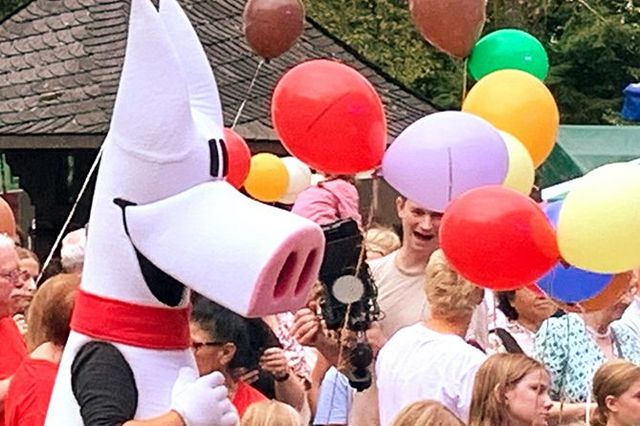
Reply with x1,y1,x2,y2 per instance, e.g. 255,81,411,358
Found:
0,0,436,148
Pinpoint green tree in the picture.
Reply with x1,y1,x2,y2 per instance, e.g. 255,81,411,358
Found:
307,0,640,124
0,0,27,20
3,0,638,124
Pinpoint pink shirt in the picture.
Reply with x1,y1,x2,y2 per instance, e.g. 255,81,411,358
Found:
291,179,361,228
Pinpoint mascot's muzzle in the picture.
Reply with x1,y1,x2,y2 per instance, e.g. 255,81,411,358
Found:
114,180,325,317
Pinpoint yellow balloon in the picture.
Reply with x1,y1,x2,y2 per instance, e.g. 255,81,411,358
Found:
244,153,289,202
462,69,559,167
557,163,640,273
500,131,535,195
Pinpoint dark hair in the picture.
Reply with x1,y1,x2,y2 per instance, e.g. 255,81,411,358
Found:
497,291,519,321
14,225,27,248
191,297,279,370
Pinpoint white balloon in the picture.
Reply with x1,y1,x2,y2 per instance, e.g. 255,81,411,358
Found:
310,173,326,186
279,157,312,204
355,169,376,180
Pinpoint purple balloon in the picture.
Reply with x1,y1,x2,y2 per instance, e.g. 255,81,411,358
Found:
382,111,509,212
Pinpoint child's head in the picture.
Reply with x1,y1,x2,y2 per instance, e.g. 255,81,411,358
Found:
364,225,401,259
391,400,464,426
240,400,303,426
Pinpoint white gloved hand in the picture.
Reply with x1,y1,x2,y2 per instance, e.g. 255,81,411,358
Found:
170,367,239,426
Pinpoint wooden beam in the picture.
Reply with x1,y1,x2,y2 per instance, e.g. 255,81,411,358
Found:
0,134,105,149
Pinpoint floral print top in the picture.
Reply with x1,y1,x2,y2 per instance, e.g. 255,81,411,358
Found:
272,312,312,381
535,313,640,402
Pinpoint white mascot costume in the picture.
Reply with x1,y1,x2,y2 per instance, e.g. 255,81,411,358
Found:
45,0,325,423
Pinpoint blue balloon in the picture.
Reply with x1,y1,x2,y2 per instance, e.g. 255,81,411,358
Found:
537,201,613,303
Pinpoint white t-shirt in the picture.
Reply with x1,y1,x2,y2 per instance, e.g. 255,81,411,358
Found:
375,323,487,425
348,251,428,426
349,250,489,426
371,251,430,339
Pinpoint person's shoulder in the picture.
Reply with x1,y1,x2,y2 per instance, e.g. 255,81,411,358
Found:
0,315,18,331
462,344,488,365
367,250,398,272
538,313,581,333
390,322,424,339
613,321,640,345
438,333,486,361
26,358,59,379
377,323,421,357
236,381,268,402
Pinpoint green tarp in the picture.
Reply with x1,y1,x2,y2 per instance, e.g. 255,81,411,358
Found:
537,125,640,188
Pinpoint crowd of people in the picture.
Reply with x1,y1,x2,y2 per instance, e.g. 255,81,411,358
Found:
0,174,640,426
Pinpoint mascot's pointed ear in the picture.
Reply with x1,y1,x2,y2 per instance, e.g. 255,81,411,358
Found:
159,0,224,135
110,0,196,160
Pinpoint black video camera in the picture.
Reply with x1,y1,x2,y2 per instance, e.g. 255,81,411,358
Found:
317,218,380,391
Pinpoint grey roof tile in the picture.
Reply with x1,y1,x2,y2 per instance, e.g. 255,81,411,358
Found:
0,0,435,139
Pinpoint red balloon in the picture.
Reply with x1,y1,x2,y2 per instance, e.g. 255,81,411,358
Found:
223,128,251,188
271,59,387,174
440,186,559,290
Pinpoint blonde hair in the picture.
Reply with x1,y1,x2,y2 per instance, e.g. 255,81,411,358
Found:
16,247,39,264
241,400,303,426
424,249,484,320
591,360,640,426
391,400,464,426
26,273,80,352
468,353,548,426
364,226,400,257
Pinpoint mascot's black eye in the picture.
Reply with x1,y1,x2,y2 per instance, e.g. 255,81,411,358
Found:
209,138,228,179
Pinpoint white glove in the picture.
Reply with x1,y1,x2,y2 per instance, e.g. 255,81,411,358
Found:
170,367,239,426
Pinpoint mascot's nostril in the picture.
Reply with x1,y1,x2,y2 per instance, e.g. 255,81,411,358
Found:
273,251,298,298
295,249,320,296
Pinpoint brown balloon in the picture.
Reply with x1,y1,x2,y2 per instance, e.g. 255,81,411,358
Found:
580,272,633,313
243,0,305,60
409,0,486,58
0,196,16,238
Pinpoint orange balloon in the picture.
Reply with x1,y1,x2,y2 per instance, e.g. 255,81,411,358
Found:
244,153,289,202
581,272,633,312
462,69,559,167
0,197,16,237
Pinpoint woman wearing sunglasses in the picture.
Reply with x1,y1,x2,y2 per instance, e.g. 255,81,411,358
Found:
190,297,268,417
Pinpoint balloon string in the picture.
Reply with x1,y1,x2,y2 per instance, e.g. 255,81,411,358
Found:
461,58,468,104
337,174,379,381
38,146,104,284
231,58,266,129
575,0,607,22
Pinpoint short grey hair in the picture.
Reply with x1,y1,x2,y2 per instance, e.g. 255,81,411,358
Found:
61,229,86,273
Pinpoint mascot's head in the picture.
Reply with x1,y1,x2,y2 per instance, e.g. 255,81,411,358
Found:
81,0,325,317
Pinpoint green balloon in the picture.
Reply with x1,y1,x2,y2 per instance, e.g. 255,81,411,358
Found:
468,29,549,81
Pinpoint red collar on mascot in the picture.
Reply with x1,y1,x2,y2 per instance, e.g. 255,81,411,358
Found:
71,289,191,350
